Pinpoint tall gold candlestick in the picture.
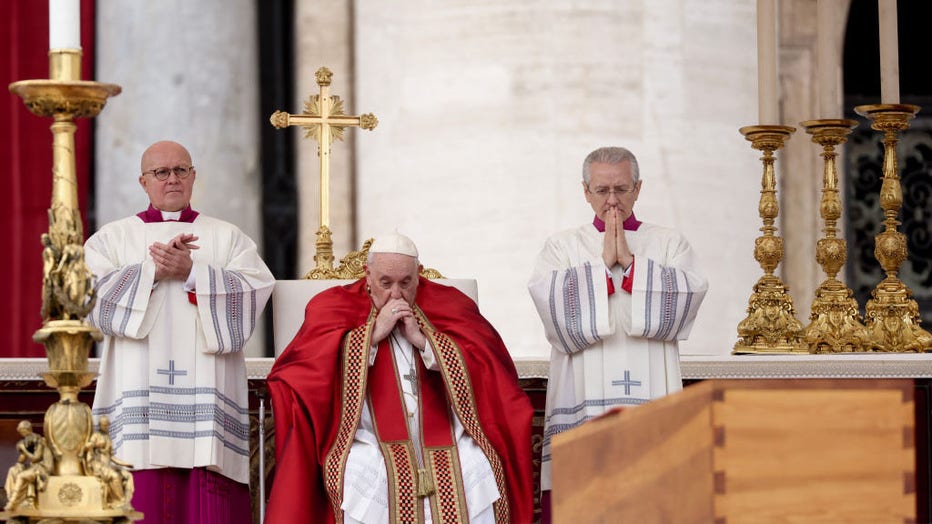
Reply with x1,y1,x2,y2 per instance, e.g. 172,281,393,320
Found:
734,125,808,354
799,119,870,353
4,49,141,521
853,104,932,352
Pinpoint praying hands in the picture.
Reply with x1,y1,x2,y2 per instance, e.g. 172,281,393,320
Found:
372,297,426,350
602,207,634,270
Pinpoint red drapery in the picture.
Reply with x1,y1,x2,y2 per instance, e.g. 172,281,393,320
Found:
0,0,95,357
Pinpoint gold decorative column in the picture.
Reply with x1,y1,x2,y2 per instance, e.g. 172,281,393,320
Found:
853,104,932,352
3,49,140,522
734,125,808,354
799,119,870,353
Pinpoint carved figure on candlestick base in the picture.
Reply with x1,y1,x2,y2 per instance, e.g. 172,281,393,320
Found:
83,416,135,510
3,421,53,511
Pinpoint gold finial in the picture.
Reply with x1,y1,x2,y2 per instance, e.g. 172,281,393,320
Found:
315,66,333,86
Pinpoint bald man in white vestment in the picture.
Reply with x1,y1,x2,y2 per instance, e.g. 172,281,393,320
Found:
528,146,708,520
84,140,274,524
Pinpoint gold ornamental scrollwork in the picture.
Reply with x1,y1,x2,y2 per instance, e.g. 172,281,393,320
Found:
303,238,444,280
56,482,82,506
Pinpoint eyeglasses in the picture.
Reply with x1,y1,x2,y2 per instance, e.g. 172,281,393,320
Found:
144,166,194,181
587,185,637,197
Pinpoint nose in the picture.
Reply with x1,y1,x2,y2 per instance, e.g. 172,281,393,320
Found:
390,285,403,298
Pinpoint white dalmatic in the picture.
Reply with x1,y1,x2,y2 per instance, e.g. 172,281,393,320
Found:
85,214,274,484
528,222,708,491
342,329,499,523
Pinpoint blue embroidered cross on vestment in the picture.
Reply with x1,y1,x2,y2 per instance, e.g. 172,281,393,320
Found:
612,369,642,395
157,359,188,385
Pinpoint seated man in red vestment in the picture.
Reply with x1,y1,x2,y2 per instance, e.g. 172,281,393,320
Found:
266,233,534,523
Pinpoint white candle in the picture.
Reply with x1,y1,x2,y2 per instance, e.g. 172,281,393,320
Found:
878,0,899,104
49,0,81,50
816,0,839,118
757,0,778,123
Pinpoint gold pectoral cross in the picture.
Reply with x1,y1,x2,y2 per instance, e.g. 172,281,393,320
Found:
269,66,378,277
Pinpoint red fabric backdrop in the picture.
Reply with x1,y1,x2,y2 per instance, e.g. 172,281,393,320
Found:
1,0,95,357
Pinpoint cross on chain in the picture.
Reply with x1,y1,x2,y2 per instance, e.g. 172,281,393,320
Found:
156,359,188,385
269,66,377,274
403,363,418,400
611,369,642,395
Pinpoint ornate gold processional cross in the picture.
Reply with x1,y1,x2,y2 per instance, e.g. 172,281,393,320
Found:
270,66,378,279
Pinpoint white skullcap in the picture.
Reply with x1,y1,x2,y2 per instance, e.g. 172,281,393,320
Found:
369,232,419,257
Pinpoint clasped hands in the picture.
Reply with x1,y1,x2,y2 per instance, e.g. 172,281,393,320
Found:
372,297,427,350
603,208,634,270
150,233,199,282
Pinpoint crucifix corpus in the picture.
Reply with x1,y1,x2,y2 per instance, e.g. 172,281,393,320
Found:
270,66,378,279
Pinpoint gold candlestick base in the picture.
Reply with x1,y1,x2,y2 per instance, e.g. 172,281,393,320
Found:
734,125,808,354
803,279,871,353
1,323,145,521
799,119,870,353
854,104,932,353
